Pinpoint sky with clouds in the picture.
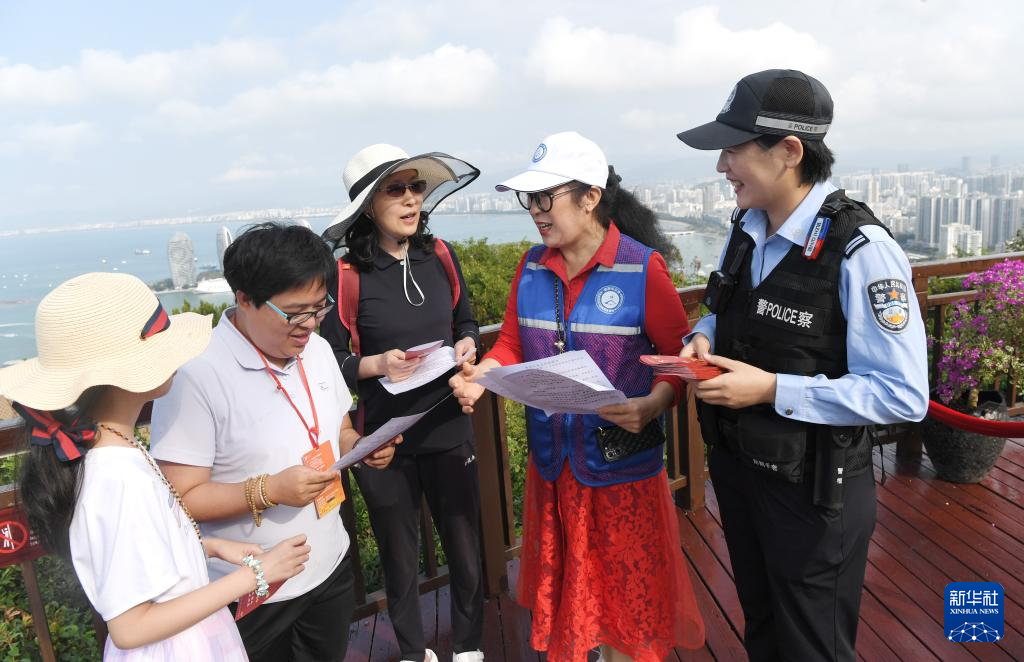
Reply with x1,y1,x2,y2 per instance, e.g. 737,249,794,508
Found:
2,0,1022,229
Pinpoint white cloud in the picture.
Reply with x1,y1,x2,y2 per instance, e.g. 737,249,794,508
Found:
216,153,314,184
307,7,431,53
0,121,97,160
620,108,688,131
0,39,286,106
154,44,499,133
526,7,829,91
0,63,80,105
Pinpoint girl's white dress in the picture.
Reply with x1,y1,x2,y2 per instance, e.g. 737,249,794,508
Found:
70,446,247,660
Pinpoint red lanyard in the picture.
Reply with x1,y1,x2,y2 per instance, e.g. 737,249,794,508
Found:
255,352,320,449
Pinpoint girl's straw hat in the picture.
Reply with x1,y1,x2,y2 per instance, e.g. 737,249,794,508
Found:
0,272,212,410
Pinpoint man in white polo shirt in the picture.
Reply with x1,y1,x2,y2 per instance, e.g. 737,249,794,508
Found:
151,222,398,662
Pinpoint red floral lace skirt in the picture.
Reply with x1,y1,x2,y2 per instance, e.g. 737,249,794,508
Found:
517,460,705,661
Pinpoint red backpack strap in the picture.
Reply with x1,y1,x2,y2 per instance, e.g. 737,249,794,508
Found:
433,239,460,309
336,258,362,356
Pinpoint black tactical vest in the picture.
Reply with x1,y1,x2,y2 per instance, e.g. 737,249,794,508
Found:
702,191,890,506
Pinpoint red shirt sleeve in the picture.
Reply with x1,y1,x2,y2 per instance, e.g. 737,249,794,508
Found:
484,252,528,367
644,251,691,407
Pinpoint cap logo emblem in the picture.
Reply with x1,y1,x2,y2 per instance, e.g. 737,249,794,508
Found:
720,85,737,114
532,143,547,163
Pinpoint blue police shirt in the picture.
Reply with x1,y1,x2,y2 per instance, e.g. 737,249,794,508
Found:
689,181,929,426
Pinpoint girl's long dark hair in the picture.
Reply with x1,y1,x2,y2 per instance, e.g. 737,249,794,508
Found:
16,386,106,557
337,210,436,272
572,167,680,265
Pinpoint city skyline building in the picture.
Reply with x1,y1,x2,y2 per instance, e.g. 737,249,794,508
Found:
216,226,232,271
167,232,197,290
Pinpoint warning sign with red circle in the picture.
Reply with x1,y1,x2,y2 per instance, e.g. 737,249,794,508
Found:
0,506,46,567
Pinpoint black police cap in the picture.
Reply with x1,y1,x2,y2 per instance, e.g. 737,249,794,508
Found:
677,69,833,150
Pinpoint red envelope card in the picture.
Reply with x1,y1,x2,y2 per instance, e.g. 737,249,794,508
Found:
234,580,283,620
404,340,444,359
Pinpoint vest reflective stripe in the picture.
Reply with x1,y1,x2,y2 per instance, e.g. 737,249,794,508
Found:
569,322,642,335
596,264,644,273
518,317,559,331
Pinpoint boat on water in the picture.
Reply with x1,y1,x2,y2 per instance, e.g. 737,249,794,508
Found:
193,277,232,294
135,248,151,255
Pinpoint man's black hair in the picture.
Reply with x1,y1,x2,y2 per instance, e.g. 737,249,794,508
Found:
755,134,834,185
223,222,337,306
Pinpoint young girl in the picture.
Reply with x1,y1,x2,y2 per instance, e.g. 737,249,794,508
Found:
0,272,310,660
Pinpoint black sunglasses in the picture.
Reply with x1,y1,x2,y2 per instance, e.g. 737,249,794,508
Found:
515,185,585,213
379,180,428,198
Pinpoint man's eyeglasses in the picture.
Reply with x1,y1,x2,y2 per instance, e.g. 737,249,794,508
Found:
380,180,428,198
515,186,584,213
265,294,336,326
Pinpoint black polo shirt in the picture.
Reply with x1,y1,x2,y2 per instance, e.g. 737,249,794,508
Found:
319,240,479,455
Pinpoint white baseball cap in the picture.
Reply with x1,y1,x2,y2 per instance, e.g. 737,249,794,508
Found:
496,131,609,192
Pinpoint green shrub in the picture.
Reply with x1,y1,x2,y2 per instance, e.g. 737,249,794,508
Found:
170,300,230,325
450,239,533,326
0,556,101,661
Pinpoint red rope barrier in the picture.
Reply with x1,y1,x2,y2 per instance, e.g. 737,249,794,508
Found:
927,400,1024,437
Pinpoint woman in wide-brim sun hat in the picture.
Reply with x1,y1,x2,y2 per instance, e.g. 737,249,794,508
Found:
319,143,487,662
0,272,311,661
321,144,479,245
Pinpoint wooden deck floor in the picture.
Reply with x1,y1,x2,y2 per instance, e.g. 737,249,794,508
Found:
345,440,1024,661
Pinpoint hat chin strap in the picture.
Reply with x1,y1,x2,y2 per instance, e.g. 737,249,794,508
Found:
401,243,425,307
369,218,423,306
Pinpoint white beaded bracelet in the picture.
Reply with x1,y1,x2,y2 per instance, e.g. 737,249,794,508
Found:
241,554,270,598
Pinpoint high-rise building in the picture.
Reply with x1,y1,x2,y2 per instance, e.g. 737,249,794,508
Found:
167,232,198,290
216,227,233,271
917,196,940,245
702,184,716,217
992,194,1024,248
938,223,981,257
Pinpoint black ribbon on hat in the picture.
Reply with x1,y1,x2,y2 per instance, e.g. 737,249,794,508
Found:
349,159,404,201
141,302,171,340
13,402,95,462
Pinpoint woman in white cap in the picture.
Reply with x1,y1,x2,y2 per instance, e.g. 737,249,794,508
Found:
449,132,705,661
320,145,485,662
0,273,310,660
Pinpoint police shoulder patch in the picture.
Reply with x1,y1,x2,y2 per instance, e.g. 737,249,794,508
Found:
867,278,910,333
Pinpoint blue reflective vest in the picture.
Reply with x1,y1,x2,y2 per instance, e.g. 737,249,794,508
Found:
517,234,663,486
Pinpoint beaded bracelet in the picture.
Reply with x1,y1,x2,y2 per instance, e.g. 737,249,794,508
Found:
257,473,277,509
244,476,263,527
241,554,270,598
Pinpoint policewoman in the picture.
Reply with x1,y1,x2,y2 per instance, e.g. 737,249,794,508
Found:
676,70,929,661
450,132,704,662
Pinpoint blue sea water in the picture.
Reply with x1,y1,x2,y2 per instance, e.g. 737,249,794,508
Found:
0,213,723,364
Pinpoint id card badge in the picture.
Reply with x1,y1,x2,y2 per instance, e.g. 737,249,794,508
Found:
302,441,346,518
234,580,283,621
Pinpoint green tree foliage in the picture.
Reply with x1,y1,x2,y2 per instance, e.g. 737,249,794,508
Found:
171,299,230,325
0,556,101,661
450,239,534,326
1005,229,1024,253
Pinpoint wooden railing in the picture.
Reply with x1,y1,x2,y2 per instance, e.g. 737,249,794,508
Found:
3,253,1022,657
